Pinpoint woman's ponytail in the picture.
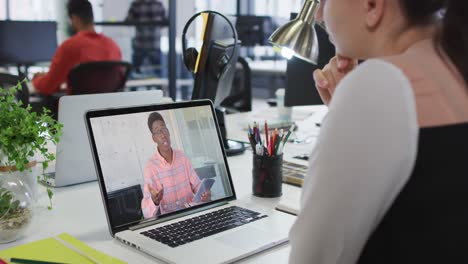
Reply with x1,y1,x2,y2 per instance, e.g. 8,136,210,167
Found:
401,0,468,86
439,0,468,86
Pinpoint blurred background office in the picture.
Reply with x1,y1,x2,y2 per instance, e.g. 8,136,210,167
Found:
0,0,329,110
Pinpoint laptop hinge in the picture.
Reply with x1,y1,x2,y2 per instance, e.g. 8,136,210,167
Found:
129,201,229,231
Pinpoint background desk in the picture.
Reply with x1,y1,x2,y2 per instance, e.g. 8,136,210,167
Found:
247,60,286,75
125,78,193,96
26,78,193,96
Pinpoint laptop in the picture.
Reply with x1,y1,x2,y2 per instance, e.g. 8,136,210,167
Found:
51,90,166,187
85,100,296,264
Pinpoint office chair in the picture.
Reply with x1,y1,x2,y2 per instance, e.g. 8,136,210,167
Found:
0,73,29,106
68,61,132,95
221,57,252,113
107,184,144,226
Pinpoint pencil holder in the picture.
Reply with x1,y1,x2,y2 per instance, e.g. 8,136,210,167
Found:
252,154,283,198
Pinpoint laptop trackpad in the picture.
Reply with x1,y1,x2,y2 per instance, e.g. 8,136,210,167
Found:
215,226,277,250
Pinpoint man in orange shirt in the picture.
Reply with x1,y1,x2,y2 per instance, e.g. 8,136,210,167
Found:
32,0,122,95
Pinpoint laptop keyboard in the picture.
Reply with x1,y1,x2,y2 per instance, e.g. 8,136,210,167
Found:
140,206,267,248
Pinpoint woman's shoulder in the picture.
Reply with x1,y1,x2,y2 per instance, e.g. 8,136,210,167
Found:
378,39,437,83
339,59,412,96
332,59,416,118
355,59,407,78
379,54,423,82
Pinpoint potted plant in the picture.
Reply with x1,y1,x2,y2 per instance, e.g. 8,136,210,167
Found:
0,83,62,243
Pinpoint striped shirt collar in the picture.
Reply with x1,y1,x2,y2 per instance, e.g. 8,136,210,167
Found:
153,147,175,167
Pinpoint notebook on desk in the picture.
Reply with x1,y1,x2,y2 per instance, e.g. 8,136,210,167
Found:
274,161,307,216
85,100,296,264
0,233,125,264
50,90,166,187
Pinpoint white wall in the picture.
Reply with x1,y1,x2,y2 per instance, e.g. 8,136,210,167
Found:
90,110,182,192
0,0,6,19
89,106,231,200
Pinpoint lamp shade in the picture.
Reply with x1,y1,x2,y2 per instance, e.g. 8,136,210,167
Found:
268,0,320,64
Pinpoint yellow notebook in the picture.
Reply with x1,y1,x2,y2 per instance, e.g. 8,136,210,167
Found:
0,233,126,264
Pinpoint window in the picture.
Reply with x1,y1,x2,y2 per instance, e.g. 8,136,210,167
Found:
9,0,56,20
0,0,6,20
195,0,236,15
6,0,102,21
254,0,302,18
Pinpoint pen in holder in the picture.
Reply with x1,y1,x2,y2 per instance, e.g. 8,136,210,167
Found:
252,153,283,198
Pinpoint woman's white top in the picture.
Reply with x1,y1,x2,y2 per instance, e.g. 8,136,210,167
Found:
288,59,419,264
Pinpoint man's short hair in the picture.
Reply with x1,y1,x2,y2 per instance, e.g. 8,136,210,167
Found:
67,0,94,25
147,112,165,132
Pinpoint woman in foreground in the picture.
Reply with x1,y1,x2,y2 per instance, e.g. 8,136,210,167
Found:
289,0,468,263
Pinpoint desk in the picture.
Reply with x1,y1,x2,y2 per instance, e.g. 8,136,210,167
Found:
26,82,66,96
0,106,327,263
0,154,299,263
247,60,287,75
226,105,327,167
26,78,193,97
125,78,193,96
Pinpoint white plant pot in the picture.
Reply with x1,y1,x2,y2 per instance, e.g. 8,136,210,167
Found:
0,168,35,243
0,150,39,200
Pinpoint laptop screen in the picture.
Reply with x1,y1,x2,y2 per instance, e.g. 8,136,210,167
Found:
86,100,236,234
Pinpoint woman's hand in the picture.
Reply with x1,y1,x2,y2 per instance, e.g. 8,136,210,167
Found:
313,55,358,105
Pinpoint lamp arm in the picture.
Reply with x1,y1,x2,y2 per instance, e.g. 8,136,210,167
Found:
298,0,321,25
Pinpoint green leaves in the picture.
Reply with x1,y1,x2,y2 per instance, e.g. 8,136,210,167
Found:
0,83,62,172
1,82,63,210
0,188,16,216
47,188,53,210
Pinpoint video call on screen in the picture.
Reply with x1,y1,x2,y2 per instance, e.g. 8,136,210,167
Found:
89,105,233,226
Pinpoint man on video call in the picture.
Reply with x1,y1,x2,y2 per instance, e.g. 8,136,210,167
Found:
141,112,211,219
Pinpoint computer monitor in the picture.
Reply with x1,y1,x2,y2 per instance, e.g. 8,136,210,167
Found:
284,13,335,107
235,15,275,47
192,39,239,107
190,13,244,156
192,13,238,107
0,21,57,65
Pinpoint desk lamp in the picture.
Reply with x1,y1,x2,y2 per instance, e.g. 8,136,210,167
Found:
268,0,322,64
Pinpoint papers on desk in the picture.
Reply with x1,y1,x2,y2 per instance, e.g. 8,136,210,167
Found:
276,202,300,216
274,161,307,216
282,160,307,187
275,185,301,216
0,233,126,264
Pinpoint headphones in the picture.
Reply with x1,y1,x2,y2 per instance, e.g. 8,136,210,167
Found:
182,10,239,80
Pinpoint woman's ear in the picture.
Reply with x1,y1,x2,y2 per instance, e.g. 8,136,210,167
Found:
363,0,384,29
